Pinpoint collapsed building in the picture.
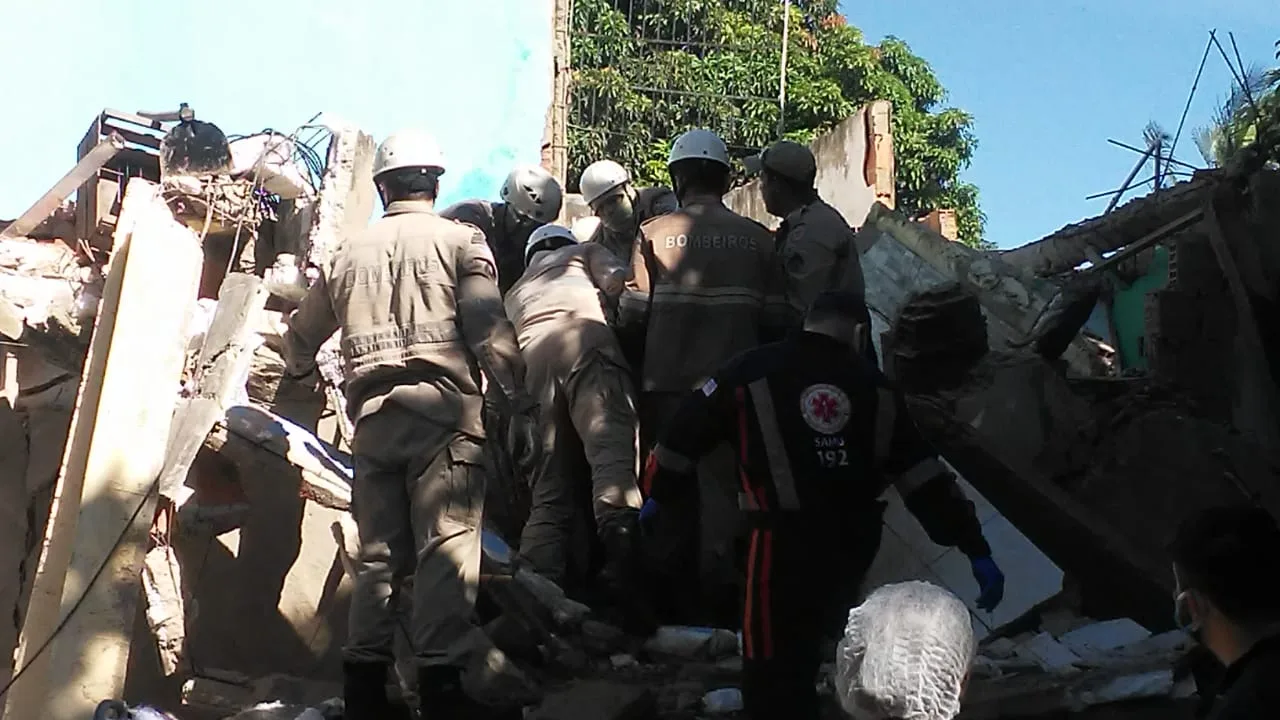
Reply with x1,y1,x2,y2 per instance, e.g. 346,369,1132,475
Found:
0,96,1277,720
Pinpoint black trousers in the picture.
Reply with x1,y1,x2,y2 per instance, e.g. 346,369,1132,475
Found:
740,512,883,720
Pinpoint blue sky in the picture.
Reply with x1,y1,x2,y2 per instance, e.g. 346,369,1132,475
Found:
0,1,1276,249
846,0,1278,247
0,0,552,217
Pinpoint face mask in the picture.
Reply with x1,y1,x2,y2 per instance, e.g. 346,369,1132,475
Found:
597,195,635,232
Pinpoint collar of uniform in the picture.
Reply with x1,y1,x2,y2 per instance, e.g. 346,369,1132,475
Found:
383,199,438,217
782,198,818,226
1218,631,1280,696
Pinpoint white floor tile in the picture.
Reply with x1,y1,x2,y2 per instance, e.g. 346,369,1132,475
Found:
928,515,1063,630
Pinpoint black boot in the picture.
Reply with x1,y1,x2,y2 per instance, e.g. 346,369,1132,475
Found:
343,661,408,720
597,509,659,635
418,665,526,720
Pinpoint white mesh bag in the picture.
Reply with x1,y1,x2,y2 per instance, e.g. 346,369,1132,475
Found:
835,581,976,720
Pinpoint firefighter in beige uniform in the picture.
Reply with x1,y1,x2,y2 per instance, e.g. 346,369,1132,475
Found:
571,159,678,263
282,129,538,720
746,139,866,309
503,224,646,608
618,128,794,623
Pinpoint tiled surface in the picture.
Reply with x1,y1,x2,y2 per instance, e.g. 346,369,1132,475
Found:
928,515,1064,630
866,478,1062,635
862,524,941,589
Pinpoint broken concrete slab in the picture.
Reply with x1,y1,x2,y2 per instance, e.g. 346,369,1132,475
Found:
529,681,656,720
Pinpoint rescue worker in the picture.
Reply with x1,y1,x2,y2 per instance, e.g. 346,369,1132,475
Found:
746,139,866,309
503,224,647,617
282,129,539,720
1169,505,1280,720
641,290,1004,720
618,127,793,623
572,159,677,263
441,165,564,294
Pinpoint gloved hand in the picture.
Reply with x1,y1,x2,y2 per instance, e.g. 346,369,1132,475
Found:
505,401,541,474
970,555,1005,612
639,498,660,526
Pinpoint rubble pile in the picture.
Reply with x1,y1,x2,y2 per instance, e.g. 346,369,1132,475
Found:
962,613,1197,719
0,102,1277,720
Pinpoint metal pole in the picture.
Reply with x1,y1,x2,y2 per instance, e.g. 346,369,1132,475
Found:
776,0,791,137
0,133,126,241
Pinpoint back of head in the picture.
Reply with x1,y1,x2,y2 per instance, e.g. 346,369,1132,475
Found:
668,128,732,200
502,165,564,224
836,581,975,720
1170,505,1280,625
374,129,446,203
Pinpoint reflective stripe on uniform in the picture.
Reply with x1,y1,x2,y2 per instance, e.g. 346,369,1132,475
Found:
894,457,948,495
873,387,896,468
746,378,802,511
743,527,776,660
652,444,696,474
343,320,462,372
650,285,764,308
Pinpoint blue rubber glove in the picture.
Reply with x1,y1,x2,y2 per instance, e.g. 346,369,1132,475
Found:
970,556,1005,612
639,498,660,524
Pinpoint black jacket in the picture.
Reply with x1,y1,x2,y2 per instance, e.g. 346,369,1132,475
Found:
1207,633,1280,719
643,331,989,557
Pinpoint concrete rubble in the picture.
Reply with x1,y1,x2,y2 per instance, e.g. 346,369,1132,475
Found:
0,106,1276,720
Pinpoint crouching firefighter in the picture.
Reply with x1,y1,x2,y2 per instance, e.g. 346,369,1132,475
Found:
503,225,651,628
640,290,1005,720
282,128,540,720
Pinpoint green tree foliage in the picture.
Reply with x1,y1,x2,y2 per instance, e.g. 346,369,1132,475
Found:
1194,39,1280,168
569,0,988,246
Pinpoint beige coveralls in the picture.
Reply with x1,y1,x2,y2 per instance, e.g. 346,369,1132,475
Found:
283,200,527,671
503,243,643,585
775,197,866,312
619,198,793,621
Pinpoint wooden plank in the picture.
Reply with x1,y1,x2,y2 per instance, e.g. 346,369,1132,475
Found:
157,273,268,503
2,178,202,720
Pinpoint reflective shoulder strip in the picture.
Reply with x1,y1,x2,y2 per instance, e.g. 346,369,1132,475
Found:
873,387,897,468
652,444,696,475
894,457,949,496
747,378,802,511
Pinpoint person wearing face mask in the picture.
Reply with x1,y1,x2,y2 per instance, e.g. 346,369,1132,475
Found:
441,165,565,295
572,159,677,263
639,290,1001,720
1169,505,1280,719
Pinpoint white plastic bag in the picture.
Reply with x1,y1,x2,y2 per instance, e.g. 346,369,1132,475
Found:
835,581,975,720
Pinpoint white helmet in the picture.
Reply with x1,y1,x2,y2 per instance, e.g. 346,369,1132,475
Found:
579,160,631,206
668,128,731,169
501,165,563,224
524,224,578,264
373,129,445,179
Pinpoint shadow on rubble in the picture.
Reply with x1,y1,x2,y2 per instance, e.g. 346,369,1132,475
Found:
125,385,349,712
